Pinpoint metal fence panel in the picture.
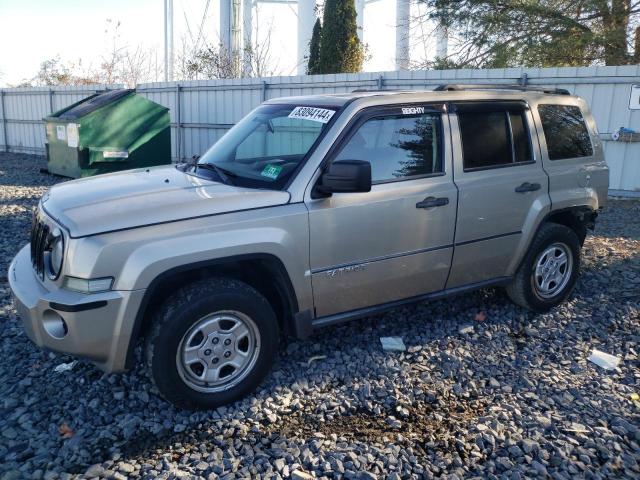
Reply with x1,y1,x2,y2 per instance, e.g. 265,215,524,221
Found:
0,85,120,155
2,67,640,193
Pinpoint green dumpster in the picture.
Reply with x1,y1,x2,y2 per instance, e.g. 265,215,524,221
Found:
44,89,171,178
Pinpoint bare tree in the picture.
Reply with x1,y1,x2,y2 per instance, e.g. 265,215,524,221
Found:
21,19,160,88
20,8,283,88
23,56,99,87
98,19,126,84
35,57,74,86
408,2,459,70
243,8,281,78
176,36,236,80
178,6,281,80
96,19,157,87
120,46,155,87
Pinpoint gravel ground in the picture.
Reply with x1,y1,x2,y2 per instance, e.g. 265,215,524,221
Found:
1,152,639,480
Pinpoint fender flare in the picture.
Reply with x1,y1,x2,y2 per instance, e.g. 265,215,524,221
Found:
513,205,598,275
124,253,299,369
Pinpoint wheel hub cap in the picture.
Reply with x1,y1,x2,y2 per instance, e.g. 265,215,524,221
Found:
176,311,260,393
533,242,573,299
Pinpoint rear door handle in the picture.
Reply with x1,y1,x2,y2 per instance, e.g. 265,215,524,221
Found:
515,182,541,193
416,196,449,209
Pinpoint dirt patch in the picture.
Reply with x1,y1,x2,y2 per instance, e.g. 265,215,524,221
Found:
270,397,486,451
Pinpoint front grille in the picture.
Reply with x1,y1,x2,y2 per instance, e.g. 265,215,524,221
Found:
30,213,50,280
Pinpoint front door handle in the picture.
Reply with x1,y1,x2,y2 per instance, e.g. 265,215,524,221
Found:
515,182,541,193
416,196,449,209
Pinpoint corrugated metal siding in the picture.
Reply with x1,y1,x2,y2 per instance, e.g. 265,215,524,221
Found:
0,85,120,155
2,66,639,192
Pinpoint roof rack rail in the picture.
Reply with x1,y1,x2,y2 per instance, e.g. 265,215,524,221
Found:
351,88,410,93
434,84,571,95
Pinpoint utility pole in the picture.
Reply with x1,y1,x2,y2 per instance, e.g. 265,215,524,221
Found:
220,0,242,75
395,0,410,70
297,0,316,75
231,0,242,75
435,23,448,60
164,0,174,81
356,0,365,42
242,0,253,76
220,0,231,55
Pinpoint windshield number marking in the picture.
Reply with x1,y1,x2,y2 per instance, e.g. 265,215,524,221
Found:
288,106,335,124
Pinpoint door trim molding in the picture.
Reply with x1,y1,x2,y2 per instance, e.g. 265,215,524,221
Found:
455,230,522,247
311,276,512,328
310,243,453,274
310,230,522,275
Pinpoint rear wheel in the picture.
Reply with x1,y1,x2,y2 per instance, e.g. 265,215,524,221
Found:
145,277,279,410
506,223,581,312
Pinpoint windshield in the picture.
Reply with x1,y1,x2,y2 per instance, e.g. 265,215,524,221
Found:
196,104,338,188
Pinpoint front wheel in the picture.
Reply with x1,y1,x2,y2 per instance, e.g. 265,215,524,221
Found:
145,277,279,410
506,223,581,312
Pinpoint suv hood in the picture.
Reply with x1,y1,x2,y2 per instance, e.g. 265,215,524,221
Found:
42,165,290,237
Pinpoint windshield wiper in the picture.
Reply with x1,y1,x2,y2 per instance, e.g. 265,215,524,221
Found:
195,163,236,186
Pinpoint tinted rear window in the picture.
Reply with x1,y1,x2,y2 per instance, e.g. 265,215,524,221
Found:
538,105,593,160
458,109,532,170
510,112,532,163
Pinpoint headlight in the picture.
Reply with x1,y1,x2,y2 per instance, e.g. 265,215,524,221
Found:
46,229,64,280
63,276,114,294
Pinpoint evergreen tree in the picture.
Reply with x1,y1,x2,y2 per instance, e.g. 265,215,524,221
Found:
318,0,364,73
307,18,323,74
419,0,640,68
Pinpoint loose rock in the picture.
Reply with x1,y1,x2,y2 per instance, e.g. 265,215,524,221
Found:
0,153,639,479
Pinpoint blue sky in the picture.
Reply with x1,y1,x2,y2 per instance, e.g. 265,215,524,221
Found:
0,0,430,86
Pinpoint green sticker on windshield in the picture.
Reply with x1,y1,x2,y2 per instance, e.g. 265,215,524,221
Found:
261,164,282,180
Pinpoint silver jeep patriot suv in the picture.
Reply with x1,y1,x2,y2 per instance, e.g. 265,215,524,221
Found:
9,85,609,409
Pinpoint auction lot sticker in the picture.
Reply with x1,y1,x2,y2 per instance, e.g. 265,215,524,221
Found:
56,125,66,141
288,106,335,123
66,123,79,148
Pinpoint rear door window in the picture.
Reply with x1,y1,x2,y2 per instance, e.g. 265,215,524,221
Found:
537,105,593,160
509,112,532,163
457,107,532,170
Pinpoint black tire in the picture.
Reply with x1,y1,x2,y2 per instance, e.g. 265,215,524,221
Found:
506,223,581,312
145,277,279,410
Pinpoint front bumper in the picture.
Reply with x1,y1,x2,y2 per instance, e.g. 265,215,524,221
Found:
8,245,145,372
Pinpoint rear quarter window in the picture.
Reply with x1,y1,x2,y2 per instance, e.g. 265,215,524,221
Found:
538,104,593,160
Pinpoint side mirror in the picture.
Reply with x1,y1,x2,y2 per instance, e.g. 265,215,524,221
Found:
315,160,372,196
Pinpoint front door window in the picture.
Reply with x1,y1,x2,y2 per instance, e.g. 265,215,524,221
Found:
334,112,443,183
